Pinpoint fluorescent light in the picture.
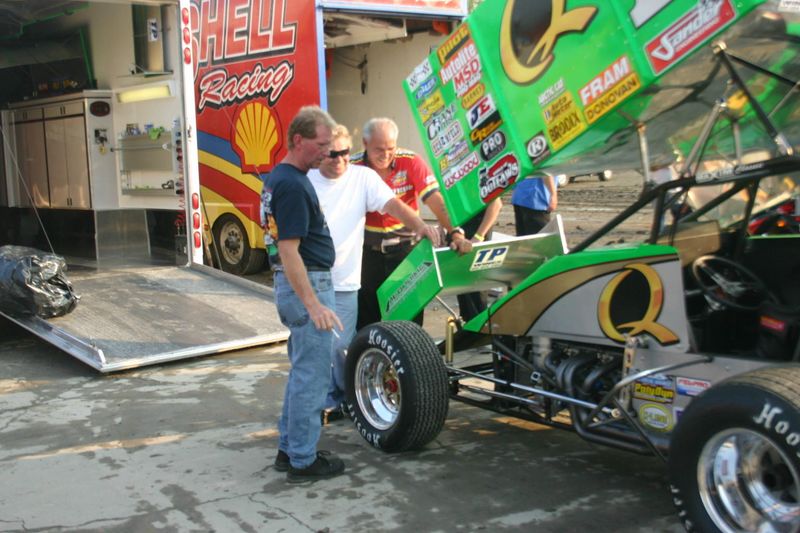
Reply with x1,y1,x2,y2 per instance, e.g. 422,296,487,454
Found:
117,81,173,103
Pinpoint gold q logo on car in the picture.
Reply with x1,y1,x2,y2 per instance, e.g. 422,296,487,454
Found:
597,263,679,345
500,0,597,85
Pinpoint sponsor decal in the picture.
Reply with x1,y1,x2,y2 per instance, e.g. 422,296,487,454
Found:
431,120,464,158
437,24,471,64
675,376,711,397
633,376,675,404
638,403,674,432
453,58,482,97
232,102,282,173
470,118,502,145
407,58,434,92
543,92,586,150
646,0,736,75
440,41,479,84
426,103,458,140
418,90,445,123
414,77,437,101
461,83,486,110
526,132,551,165
480,130,506,162
197,61,295,111
470,246,509,271
444,151,480,189
467,94,497,130
385,261,433,314
780,0,800,12
439,140,470,173
629,0,674,28
479,153,519,202
500,0,597,84
538,77,565,107
580,56,641,124
753,402,800,460
598,263,680,345
696,161,765,182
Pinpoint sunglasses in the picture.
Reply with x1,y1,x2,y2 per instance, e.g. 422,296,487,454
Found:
326,148,350,159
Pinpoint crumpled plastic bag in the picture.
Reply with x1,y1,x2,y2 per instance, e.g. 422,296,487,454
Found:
0,245,78,318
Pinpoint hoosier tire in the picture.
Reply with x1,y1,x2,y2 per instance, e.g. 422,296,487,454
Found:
668,366,800,533
345,321,449,452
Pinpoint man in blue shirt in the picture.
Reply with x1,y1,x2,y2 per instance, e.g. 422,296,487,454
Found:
263,106,345,483
510,173,559,235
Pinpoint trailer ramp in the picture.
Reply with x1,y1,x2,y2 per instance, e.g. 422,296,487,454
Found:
1,263,287,372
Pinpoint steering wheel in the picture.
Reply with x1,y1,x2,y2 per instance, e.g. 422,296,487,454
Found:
691,255,778,312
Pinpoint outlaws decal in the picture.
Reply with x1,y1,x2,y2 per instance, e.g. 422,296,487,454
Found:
470,246,509,271
580,56,641,124
479,153,519,202
646,0,736,75
597,263,679,345
500,0,597,84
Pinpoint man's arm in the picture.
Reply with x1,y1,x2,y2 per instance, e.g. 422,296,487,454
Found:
423,191,472,254
472,198,502,242
277,239,343,332
544,175,558,212
383,197,441,247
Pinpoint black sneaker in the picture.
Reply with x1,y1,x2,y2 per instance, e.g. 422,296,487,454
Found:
274,450,290,472
286,451,345,484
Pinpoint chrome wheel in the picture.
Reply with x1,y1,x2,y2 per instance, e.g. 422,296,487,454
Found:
354,348,401,431
698,428,800,532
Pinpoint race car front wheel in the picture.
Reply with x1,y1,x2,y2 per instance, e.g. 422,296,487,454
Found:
345,321,449,452
668,366,800,532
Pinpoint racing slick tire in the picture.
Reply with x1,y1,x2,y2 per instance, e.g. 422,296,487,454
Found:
212,214,265,275
345,321,449,452
668,366,800,533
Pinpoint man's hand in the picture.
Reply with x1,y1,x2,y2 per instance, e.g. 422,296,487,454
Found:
450,233,472,254
308,301,344,332
414,224,442,247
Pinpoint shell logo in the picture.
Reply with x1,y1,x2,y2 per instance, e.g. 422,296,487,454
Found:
231,102,281,174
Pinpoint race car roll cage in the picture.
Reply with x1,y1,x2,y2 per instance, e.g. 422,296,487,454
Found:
442,42,800,462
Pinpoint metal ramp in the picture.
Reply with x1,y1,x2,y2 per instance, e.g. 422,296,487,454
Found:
1,263,287,372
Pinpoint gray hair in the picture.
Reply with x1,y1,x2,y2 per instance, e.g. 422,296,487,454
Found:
331,124,351,143
362,117,398,142
287,106,336,149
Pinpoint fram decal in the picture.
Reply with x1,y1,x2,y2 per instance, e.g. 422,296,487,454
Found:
675,376,711,397
479,153,519,202
629,0,674,28
414,77,437,101
407,58,434,92
646,0,736,75
440,41,479,84
480,130,506,162
444,152,480,189
598,263,680,345
500,0,597,84
437,24,471,64
467,94,497,130
580,56,641,124
470,246,509,271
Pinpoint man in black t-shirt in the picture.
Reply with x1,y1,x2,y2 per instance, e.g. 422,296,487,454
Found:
263,106,345,483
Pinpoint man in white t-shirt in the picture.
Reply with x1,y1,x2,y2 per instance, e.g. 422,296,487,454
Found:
308,124,440,421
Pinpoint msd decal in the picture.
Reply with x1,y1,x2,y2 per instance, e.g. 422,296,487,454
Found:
440,41,479,84
191,0,298,111
646,0,736,75
478,153,519,202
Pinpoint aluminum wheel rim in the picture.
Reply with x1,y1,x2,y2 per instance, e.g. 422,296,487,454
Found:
219,221,244,264
697,427,800,532
355,348,401,431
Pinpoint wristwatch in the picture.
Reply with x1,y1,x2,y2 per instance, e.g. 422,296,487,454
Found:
446,226,465,244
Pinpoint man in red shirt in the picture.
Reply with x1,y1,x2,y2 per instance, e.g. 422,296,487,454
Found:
352,117,471,329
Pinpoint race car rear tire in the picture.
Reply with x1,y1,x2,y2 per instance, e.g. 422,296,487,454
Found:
212,214,265,275
345,321,449,452
598,169,612,181
668,366,800,533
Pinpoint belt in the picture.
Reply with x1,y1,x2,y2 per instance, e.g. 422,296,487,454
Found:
368,237,414,254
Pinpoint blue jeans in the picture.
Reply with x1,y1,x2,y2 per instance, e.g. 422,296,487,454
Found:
325,290,358,410
275,270,335,469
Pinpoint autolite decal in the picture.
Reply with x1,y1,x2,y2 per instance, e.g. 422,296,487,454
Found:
479,153,519,202
444,152,480,189
440,41,478,84
407,58,433,92
646,0,735,75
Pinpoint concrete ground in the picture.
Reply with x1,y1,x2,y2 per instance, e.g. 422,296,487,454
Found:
0,315,683,532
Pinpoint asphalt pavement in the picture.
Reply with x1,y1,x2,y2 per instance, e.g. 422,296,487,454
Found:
0,316,683,532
